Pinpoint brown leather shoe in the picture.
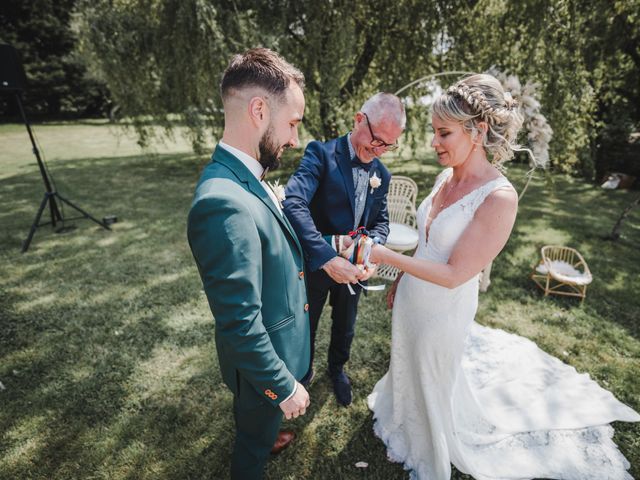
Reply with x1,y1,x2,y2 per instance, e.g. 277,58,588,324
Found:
270,430,296,455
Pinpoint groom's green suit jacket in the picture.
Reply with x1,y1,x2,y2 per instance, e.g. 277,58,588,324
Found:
187,146,310,407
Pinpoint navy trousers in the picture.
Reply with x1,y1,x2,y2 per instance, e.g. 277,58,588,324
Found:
306,269,362,378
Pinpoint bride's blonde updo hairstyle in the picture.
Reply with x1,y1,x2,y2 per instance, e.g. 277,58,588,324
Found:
433,74,525,166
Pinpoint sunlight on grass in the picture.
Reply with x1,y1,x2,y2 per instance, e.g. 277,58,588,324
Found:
96,236,118,247
0,122,196,180
164,302,211,332
13,291,58,313
518,222,572,245
145,271,191,289
1,123,638,479
104,439,168,479
129,345,207,401
1,415,49,471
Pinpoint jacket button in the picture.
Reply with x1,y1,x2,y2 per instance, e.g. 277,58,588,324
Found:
298,271,304,279
304,303,309,312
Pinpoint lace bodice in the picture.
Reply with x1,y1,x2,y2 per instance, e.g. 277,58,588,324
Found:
416,168,513,264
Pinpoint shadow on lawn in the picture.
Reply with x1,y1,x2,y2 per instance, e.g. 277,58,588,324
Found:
1,155,637,478
0,152,245,478
511,174,639,341
0,152,206,252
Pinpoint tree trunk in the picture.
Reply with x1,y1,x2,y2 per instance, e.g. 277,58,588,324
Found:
609,194,640,240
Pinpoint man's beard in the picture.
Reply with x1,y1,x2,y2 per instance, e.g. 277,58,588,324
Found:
258,125,285,171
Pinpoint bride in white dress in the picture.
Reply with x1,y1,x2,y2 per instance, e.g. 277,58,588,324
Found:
367,74,639,480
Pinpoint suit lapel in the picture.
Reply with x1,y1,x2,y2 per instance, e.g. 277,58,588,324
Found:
336,136,356,217
278,209,303,254
213,146,304,256
247,179,304,256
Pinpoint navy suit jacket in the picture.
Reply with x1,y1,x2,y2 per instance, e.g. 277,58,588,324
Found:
283,135,391,272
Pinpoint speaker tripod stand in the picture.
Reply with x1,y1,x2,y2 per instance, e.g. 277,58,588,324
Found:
15,93,111,253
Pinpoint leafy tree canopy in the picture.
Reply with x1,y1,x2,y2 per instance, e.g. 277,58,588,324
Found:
74,0,640,177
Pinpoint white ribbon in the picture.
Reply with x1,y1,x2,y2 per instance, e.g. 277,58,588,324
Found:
347,282,386,295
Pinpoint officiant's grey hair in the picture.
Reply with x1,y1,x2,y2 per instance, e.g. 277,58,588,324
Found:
220,48,305,104
361,93,406,129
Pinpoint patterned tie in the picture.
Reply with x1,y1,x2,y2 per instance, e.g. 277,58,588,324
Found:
352,158,370,229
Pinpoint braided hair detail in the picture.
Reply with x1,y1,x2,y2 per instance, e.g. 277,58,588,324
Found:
434,74,526,166
447,83,516,126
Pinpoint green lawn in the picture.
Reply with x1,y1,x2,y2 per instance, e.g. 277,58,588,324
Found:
1,122,638,479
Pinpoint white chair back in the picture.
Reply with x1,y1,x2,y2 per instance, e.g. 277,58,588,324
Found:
387,176,418,228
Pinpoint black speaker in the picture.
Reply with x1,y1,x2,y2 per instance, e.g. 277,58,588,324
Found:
0,44,27,93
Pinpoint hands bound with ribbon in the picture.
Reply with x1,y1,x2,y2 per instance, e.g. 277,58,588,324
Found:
337,226,374,268
335,227,385,295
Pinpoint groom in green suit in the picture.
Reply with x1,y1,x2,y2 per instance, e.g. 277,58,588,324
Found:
187,48,310,479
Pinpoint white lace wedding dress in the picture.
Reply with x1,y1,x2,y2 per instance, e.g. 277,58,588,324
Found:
368,168,640,480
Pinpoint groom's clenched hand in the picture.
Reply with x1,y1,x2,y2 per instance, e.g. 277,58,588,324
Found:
280,382,310,419
322,256,362,284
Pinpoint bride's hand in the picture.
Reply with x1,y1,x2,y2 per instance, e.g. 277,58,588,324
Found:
387,272,403,310
369,244,387,264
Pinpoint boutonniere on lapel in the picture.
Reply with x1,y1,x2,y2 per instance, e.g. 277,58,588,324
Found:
369,171,382,194
267,179,286,207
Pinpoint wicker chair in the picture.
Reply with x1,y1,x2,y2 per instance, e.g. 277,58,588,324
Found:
377,176,419,281
531,246,593,302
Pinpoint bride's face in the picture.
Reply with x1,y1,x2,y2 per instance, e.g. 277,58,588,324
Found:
430,115,474,167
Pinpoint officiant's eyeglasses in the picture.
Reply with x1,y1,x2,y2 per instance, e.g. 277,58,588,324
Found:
362,112,399,151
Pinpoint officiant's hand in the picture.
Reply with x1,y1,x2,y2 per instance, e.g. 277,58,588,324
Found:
280,381,310,419
359,263,378,281
322,256,362,284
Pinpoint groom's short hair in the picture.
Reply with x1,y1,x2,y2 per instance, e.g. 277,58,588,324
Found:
220,48,305,102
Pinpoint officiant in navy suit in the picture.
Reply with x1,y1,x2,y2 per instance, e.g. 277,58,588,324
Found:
283,93,405,406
